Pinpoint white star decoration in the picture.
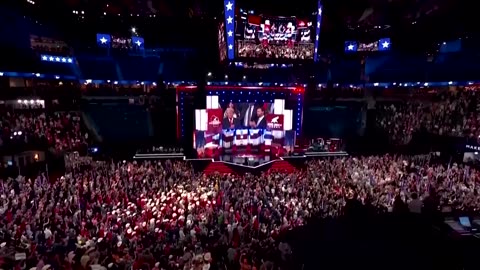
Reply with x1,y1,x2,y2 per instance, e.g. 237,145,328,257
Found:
61,58,66,62
318,8,322,15
135,40,142,46
348,44,354,50
317,22,320,28
382,41,389,48
224,1,234,59
55,57,60,62
316,35,319,40
42,56,47,60
67,58,73,63
100,37,107,44
49,57,54,61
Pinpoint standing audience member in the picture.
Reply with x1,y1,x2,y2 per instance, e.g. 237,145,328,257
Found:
408,193,422,214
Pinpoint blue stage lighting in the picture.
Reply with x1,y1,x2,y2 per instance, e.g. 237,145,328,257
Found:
40,55,74,64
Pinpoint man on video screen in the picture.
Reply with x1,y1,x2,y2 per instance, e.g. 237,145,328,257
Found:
251,107,267,129
222,108,240,129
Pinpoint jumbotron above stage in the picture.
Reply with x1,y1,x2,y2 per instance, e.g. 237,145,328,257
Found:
219,0,323,63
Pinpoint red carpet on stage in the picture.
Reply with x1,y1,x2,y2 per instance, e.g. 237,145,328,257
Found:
203,162,235,175
268,160,296,173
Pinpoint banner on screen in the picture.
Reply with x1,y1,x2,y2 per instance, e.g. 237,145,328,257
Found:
207,109,223,133
266,114,284,130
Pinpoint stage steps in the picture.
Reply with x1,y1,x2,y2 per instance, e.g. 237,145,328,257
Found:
203,162,235,175
269,160,296,173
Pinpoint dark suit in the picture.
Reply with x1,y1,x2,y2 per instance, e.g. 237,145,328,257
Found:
264,103,274,114
239,104,257,127
256,116,267,129
222,118,240,129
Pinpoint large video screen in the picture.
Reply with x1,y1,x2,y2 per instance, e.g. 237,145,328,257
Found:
235,14,315,60
193,97,296,157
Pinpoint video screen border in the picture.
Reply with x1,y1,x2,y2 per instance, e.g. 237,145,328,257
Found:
176,86,305,142
193,98,298,157
223,0,322,63
235,15,316,61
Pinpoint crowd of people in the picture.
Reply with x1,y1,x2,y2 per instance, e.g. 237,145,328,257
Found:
0,154,478,269
376,90,480,144
0,110,89,153
237,41,314,60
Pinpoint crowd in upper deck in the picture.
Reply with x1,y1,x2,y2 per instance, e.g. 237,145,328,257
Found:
0,87,478,152
0,109,88,153
376,89,480,144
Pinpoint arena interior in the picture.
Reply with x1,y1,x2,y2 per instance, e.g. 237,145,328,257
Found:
1,0,480,269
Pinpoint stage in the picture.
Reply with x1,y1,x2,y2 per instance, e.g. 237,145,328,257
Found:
172,84,349,173
211,150,349,168
133,148,348,174
186,150,349,175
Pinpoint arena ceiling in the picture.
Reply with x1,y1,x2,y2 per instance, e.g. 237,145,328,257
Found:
18,0,474,52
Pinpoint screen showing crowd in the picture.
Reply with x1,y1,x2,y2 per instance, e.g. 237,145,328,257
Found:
236,14,315,60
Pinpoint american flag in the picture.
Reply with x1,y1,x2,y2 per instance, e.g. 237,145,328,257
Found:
205,132,220,148
249,129,262,146
264,130,273,152
222,130,235,149
234,129,249,146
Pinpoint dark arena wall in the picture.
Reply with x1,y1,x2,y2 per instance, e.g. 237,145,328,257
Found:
303,102,366,138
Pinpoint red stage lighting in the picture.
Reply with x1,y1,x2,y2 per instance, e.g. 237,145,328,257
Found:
293,86,305,94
